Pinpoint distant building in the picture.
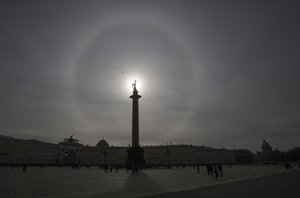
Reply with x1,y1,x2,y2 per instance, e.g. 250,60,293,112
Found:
234,149,255,164
257,139,282,163
0,135,236,166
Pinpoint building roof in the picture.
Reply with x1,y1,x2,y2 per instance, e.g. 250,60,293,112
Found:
59,135,82,146
261,139,272,152
96,138,109,147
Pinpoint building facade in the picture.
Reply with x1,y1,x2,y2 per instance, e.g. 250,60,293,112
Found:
0,135,236,166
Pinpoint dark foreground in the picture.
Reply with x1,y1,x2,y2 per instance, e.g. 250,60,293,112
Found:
145,170,300,198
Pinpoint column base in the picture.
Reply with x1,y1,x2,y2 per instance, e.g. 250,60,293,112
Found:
126,146,145,168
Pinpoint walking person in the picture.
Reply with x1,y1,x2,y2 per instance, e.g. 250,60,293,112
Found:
213,164,219,180
218,164,223,177
206,164,209,175
207,164,210,176
209,164,213,176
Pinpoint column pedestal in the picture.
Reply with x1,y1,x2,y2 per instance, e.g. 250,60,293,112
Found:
126,147,145,168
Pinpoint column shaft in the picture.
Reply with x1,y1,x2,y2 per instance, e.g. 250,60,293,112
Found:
132,98,139,147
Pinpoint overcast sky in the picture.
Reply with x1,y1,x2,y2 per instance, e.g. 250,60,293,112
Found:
1,0,299,152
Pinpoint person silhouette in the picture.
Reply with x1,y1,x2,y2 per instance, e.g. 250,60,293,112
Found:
22,164,27,173
213,164,219,180
206,164,210,175
218,164,223,177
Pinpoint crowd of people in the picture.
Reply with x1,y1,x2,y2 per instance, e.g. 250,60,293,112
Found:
206,164,223,180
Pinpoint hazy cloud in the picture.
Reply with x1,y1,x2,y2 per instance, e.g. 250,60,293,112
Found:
0,1,299,152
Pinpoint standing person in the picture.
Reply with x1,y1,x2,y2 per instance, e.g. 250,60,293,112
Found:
213,165,219,180
206,164,210,176
22,164,27,173
218,164,223,177
197,165,200,174
209,164,213,176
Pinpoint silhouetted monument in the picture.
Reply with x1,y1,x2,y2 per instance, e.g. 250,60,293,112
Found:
126,80,145,168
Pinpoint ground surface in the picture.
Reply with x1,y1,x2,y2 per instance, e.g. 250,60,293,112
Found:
145,169,300,198
0,165,298,198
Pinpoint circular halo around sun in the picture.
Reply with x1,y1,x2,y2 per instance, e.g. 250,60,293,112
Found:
74,22,196,135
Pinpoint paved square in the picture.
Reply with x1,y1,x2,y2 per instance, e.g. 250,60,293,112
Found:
0,165,295,198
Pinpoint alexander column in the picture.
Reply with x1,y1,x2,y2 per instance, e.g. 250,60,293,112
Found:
126,80,145,168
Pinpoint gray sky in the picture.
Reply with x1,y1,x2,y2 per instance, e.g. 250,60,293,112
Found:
1,0,300,152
